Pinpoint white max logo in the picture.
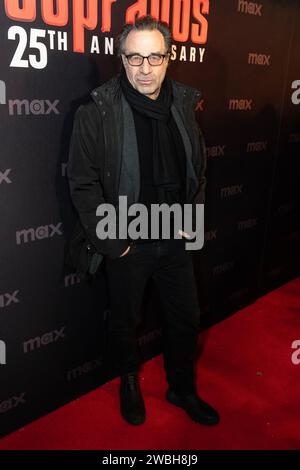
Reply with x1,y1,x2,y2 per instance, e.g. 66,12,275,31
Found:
9,99,59,115
291,340,300,365
0,340,6,365
16,222,62,245
0,80,60,115
67,358,102,381
291,80,300,105
238,1,263,16
23,326,66,353
0,290,20,308
0,169,12,184
0,393,26,414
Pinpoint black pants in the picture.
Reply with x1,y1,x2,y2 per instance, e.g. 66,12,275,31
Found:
105,238,200,395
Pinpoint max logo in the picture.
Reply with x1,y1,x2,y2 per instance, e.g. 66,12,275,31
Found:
0,393,26,413
0,290,20,308
291,340,300,365
207,145,225,157
0,169,12,184
291,80,300,105
229,99,252,110
9,99,59,116
221,184,243,197
195,99,204,111
248,53,270,66
238,1,263,16
23,326,66,353
0,340,6,365
0,79,59,115
205,229,217,241
16,222,63,245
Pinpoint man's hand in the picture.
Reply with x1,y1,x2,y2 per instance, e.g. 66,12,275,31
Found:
178,229,191,239
119,246,131,257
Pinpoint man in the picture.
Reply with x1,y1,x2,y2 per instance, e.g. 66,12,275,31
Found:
68,15,219,426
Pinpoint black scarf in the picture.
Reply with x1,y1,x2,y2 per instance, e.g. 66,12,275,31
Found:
120,69,186,205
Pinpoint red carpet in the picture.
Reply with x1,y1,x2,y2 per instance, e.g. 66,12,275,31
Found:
1,278,299,450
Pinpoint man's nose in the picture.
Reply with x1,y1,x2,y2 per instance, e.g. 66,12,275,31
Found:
140,58,152,74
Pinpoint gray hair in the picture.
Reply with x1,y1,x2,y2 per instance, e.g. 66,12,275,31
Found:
116,15,172,57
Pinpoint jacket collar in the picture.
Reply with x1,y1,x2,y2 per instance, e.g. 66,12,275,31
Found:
91,72,201,111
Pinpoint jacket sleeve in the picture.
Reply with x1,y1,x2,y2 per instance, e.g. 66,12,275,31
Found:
67,103,129,258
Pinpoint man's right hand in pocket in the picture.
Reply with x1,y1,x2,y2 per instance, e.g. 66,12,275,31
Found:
119,246,131,257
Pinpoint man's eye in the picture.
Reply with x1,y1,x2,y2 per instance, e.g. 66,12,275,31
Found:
150,55,161,60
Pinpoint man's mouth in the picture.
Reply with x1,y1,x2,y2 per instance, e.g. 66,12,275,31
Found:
137,79,152,85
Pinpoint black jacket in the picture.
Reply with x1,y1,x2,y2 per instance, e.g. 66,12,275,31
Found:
68,73,207,259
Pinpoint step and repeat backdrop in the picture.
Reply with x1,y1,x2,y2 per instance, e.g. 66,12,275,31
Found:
0,0,299,436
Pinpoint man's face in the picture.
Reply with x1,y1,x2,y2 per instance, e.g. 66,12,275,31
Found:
121,29,169,100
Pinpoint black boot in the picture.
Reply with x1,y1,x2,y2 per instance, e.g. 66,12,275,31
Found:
166,389,220,425
120,372,146,425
